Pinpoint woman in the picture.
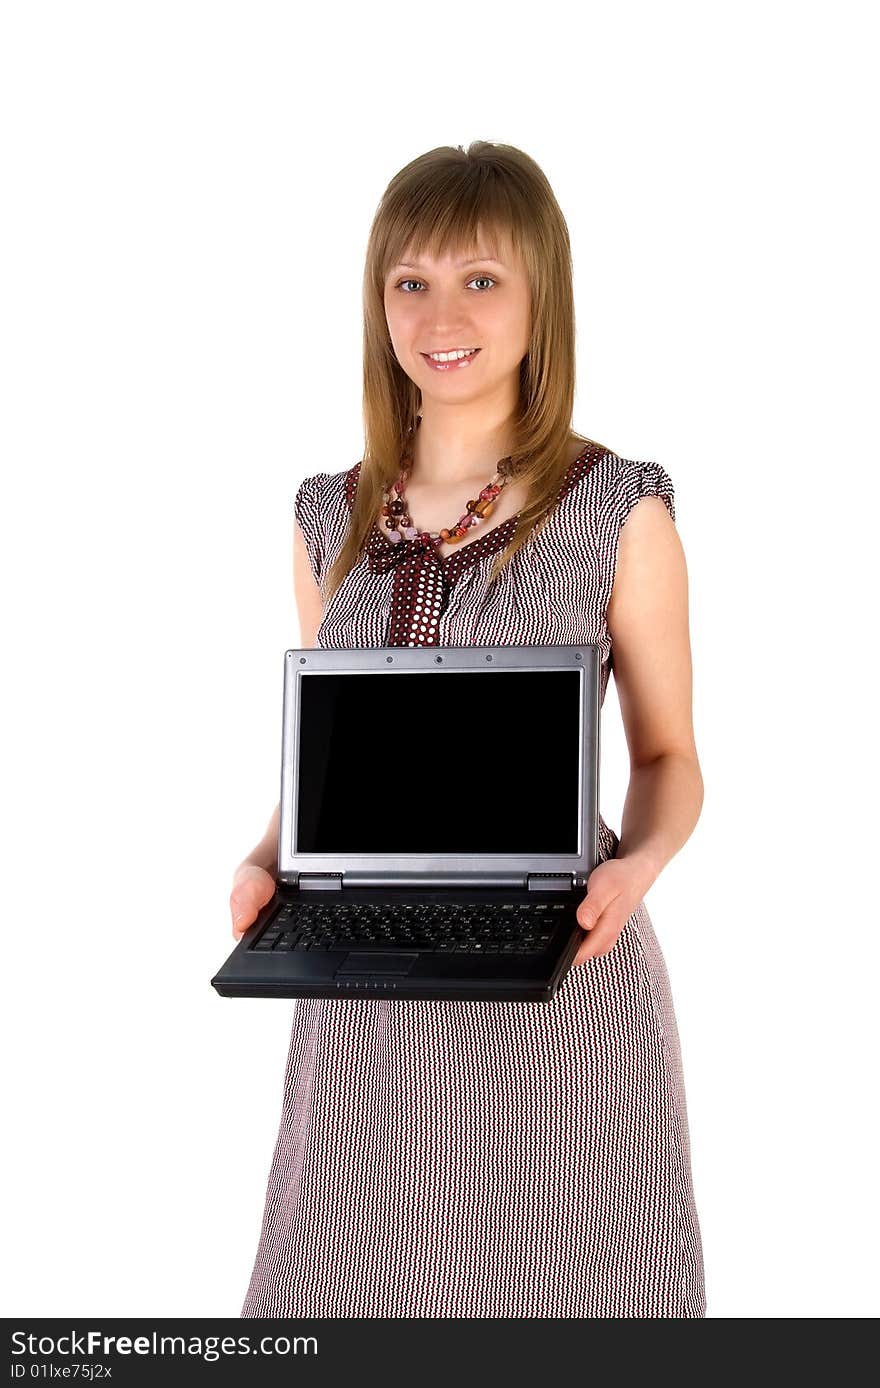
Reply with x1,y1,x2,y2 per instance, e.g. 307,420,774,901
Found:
230,141,706,1318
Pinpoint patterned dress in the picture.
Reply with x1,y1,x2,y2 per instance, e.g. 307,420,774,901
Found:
241,440,706,1318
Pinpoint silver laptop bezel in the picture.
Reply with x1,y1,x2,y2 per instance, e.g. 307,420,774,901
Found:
277,645,600,888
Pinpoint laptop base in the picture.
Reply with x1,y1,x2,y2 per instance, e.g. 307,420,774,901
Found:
211,887,584,1004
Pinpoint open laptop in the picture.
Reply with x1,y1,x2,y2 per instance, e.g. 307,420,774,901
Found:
211,644,601,1004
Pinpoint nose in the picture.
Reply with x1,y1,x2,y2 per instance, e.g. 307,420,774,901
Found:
421,287,473,338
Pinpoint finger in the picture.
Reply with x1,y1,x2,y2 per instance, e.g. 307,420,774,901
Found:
230,887,261,938
230,868,276,937
576,898,603,932
576,878,623,934
573,915,625,964
231,901,251,940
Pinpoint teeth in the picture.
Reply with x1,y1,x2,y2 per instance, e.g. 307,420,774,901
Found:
428,348,477,362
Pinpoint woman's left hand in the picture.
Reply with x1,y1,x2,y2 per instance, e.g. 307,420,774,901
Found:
571,859,646,964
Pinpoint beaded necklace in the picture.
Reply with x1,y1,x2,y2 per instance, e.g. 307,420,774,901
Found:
380,418,516,549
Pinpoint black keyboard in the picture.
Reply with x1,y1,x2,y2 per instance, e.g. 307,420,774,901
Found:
251,900,568,955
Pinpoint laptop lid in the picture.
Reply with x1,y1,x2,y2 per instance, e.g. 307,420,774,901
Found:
278,645,600,889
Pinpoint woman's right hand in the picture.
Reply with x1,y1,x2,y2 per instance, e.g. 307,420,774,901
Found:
230,863,277,942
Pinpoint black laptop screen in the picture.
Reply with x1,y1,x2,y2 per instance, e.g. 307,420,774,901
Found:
295,669,581,854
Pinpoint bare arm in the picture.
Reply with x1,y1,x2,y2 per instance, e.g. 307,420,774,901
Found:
229,517,324,935
233,801,281,880
573,494,703,962
606,495,704,898
292,515,324,649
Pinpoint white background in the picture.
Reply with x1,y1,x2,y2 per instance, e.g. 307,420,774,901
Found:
2,0,877,1320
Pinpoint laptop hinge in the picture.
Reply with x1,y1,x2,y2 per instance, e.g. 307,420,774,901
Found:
527,873,577,892
291,872,577,892
296,873,343,891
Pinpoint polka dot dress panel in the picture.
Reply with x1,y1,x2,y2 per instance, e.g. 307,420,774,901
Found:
392,548,445,646
242,442,705,1318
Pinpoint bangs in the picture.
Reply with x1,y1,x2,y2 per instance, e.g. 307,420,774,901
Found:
381,181,523,279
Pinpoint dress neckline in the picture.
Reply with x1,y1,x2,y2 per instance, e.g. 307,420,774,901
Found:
347,440,595,578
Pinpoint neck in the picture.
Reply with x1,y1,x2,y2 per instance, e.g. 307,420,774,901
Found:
410,397,519,485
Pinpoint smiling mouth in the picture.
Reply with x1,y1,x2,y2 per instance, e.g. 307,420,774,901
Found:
420,348,481,371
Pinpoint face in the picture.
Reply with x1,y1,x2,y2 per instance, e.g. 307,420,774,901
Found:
383,232,531,405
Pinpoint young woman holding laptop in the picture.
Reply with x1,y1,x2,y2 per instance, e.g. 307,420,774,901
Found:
229,141,706,1319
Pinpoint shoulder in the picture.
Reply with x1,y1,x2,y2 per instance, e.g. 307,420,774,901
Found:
293,467,353,536
293,466,356,590
606,450,676,526
555,442,676,529
607,450,685,616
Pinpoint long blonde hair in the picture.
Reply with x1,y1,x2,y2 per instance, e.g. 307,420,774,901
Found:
326,140,605,603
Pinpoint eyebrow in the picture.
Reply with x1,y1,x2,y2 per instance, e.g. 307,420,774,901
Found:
391,256,506,271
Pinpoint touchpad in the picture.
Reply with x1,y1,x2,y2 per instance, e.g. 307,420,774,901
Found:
336,952,419,977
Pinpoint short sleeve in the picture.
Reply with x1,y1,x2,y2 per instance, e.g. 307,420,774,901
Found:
616,458,676,528
293,472,331,587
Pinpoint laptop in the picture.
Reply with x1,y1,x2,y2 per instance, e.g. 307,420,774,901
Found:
211,644,601,1004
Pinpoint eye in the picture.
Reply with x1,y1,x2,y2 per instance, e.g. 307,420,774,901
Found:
394,275,497,293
